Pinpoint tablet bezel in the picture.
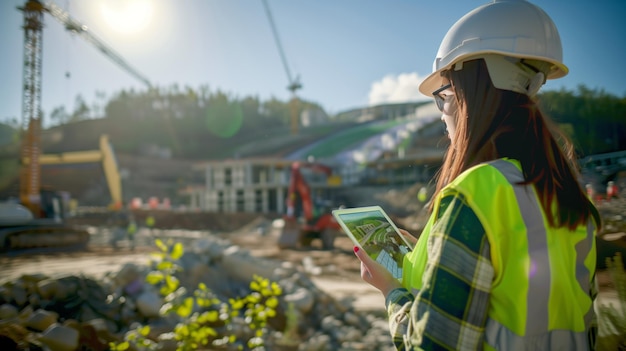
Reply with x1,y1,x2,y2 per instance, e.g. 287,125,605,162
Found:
332,205,413,279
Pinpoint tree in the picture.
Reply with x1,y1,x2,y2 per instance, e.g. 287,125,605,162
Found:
538,87,626,156
70,94,91,123
49,106,70,126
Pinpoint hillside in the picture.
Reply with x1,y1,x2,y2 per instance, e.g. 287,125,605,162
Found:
0,112,446,208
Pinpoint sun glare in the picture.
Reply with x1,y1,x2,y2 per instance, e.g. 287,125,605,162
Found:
100,0,153,34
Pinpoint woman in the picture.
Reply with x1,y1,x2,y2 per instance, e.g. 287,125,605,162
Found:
353,1,601,350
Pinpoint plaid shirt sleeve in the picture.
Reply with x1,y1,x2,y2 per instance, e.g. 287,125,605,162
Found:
386,192,494,350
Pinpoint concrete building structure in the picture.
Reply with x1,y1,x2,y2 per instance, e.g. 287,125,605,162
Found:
186,158,346,214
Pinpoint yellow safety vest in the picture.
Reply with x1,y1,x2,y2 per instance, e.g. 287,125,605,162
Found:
403,158,596,350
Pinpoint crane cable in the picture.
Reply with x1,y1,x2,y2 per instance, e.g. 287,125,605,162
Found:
261,0,300,93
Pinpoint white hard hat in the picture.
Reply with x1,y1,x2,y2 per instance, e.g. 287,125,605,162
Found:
419,0,568,96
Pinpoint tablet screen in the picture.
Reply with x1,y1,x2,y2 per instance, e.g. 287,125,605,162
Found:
332,206,412,279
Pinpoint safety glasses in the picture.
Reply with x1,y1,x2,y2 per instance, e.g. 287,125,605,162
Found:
432,83,452,112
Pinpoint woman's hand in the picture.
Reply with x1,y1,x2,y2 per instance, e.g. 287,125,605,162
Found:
353,246,402,298
398,228,418,246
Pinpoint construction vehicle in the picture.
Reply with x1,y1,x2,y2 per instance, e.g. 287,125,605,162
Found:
1,134,124,251
277,161,344,250
0,0,149,251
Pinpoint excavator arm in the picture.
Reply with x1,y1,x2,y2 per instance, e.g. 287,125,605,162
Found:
22,135,123,210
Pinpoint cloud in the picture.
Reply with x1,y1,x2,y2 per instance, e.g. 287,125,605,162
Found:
368,72,428,106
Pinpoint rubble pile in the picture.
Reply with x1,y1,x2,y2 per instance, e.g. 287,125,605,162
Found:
0,235,395,351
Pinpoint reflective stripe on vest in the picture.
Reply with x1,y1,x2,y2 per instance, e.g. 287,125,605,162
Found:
485,159,593,350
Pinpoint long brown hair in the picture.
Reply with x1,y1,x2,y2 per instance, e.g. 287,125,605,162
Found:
432,58,600,230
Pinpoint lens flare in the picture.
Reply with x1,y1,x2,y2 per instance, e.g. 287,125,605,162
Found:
205,103,243,138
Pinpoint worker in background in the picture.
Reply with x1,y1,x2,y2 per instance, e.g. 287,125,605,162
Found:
606,180,619,201
353,1,601,349
127,217,137,251
145,213,156,237
109,207,129,249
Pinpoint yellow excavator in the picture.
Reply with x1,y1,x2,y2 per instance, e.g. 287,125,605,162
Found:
0,135,122,251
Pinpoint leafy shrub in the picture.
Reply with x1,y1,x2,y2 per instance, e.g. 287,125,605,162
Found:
110,239,283,351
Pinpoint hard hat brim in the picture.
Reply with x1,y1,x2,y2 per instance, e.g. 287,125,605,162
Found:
418,51,568,97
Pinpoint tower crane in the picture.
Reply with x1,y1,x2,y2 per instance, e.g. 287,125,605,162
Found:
261,0,302,135
17,0,151,216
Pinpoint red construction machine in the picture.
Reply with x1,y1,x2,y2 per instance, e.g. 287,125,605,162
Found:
277,161,343,250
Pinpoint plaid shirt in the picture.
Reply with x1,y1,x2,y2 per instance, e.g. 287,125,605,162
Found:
386,193,494,350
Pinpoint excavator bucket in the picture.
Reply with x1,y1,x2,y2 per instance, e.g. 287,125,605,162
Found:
277,217,301,249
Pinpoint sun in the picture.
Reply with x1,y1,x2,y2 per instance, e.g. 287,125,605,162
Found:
100,0,153,34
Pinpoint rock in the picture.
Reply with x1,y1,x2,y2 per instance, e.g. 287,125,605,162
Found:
20,274,48,284
82,318,108,333
302,256,322,276
284,288,315,314
148,318,177,339
320,315,341,333
185,263,231,296
191,237,227,261
221,245,280,283
0,286,10,304
123,278,144,296
336,326,363,343
157,332,178,351
120,301,137,324
0,304,18,320
79,319,117,351
79,305,100,323
343,311,363,328
24,309,58,332
55,278,78,300
10,285,27,307
36,279,59,300
136,290,162,318
28,293,41,309
39,323,80,351
17,305,33,323
114,263,140,288
370,318,390,332
302,334,331,351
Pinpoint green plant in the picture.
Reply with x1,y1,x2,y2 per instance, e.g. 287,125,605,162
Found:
597,253,626,351
109,325,156,351
275,302,299,347
110,239,283,351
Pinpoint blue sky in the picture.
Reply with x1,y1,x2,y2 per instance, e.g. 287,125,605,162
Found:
1,0,625,127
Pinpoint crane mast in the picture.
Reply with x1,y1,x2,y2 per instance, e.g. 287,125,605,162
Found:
18,0,44,215
16,0,152,215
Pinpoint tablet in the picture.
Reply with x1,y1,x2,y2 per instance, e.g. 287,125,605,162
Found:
332,205,413,280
